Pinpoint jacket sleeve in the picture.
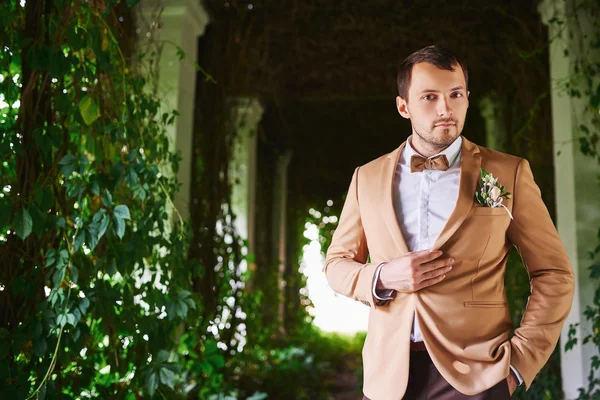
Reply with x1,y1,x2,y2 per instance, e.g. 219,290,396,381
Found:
506,158,575,389
324,167,390,309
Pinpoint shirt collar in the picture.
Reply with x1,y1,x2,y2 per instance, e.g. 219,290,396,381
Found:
401,135,463,168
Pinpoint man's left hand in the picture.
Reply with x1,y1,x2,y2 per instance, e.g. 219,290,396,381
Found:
506,370,519,397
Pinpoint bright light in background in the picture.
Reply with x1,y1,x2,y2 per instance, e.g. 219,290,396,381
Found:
301,222,368,334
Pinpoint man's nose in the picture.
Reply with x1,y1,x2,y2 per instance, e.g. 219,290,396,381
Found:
437,97,453,117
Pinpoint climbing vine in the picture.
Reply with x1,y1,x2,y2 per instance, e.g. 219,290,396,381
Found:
551,0,600,398
0,0,201,398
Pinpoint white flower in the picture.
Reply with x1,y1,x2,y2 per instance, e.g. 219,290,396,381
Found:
476,168,514,220
490,186,502,202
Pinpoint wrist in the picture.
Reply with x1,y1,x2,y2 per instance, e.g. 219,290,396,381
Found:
376,263,388,290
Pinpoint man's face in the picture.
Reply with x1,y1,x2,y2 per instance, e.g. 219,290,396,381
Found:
396,62,469,150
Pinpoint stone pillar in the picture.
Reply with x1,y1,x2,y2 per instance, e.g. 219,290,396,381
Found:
539,0,600,397
272,150,292,333
136,0,209,221
229,98,264,276
479,94,507,151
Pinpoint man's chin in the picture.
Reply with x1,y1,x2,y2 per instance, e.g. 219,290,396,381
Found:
429,131,460,147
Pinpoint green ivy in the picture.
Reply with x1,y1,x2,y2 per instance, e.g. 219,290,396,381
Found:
0,0,202,398
548,0,600,398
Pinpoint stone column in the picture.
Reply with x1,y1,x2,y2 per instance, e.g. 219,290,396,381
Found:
229,98,264,279
539,0,600,397
272,150,292,334
479,94,507,151
136,0,209,221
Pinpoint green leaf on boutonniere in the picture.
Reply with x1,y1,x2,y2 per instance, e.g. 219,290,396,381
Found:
475,191,485,205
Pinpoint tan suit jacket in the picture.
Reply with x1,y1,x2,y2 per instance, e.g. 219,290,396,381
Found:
325,136,575,399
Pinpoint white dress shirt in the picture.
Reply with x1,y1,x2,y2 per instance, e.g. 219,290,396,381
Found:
371,135,523,385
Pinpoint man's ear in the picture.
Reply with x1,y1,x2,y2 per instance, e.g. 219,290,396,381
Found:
396,96,410,119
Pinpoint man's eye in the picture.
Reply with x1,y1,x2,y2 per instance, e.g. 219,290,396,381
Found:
423,94,435,101
451,92,463,98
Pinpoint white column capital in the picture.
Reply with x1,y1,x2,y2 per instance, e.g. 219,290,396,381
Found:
138,0,209,38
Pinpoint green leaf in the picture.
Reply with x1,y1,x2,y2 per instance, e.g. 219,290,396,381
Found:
14,208,33,240
145,371,158,396
209,353,225,369
57,314,67,327
102,189,113,208
184,298,196,310
45,250,56,267
38,384,46,400
52,269,65,289
589,260,600,279
114,217,125,239
159,367,175,389
86,226,99,251
114,204,131,220
33,338,47,357
590,84,600,109
58,154,77,166
247,393,268,400
57,249,69,270
29,206,47,238
91,181,100,196
177,290,191,300
58,154,77,178
71,265,79,284
92,209,105,223
74,229,85,252
98,214,109,238
60,163,76,178
78,297,90,314
156,350,169,364
176,301,188,318
57,217,67,229
79,95,100,126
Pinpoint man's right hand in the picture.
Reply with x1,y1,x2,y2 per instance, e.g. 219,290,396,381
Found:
377,250,453,293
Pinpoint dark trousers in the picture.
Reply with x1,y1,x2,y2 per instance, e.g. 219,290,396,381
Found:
363,351,510,400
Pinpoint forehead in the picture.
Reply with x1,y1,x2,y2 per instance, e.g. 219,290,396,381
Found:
409,62,466,92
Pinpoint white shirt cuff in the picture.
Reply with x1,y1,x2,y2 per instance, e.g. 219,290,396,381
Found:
509,365,524,386
372,262,394,301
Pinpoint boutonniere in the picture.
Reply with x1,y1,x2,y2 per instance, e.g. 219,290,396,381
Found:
475,168,514,219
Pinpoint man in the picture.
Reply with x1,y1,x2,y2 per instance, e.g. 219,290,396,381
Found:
324,45,575,400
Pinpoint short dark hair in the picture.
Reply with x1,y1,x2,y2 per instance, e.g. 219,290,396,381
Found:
397,45,468,101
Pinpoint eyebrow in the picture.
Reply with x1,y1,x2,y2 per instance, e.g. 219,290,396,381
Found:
419,86,466,94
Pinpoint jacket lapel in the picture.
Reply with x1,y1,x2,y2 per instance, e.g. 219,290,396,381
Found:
380,142,410,254
432,136,482,250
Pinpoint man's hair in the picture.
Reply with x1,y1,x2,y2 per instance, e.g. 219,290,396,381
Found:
396,45,469,101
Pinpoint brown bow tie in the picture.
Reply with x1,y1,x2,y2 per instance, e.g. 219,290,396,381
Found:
410,154,450,173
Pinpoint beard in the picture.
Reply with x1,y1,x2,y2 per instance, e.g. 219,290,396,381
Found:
413,123,459,150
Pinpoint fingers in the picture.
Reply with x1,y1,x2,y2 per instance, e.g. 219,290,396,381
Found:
410,249,444,264
415,272,447,291
419,264,452,283
421,256,454,273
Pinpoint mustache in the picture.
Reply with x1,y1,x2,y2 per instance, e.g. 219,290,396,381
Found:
433,119,457,126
